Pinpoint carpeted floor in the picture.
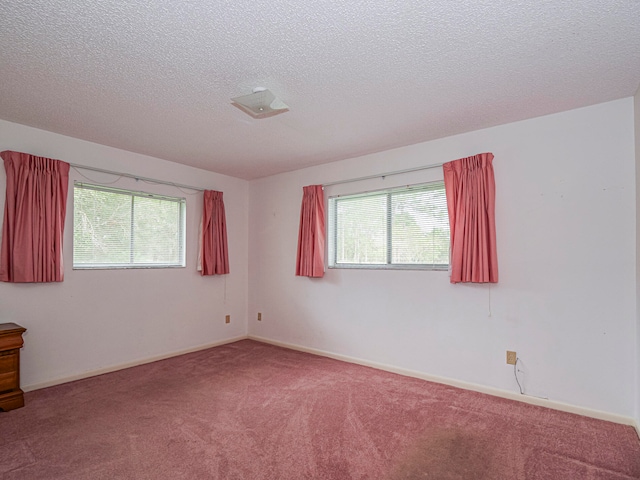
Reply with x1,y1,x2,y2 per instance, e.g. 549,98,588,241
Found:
1,339,639,479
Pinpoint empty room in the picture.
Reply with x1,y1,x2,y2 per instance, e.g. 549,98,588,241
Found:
1,1,640,479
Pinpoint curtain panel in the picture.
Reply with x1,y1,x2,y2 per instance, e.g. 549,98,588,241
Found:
0,150,70,283
200,190,229,275
295,185,325,278
443,152,498,284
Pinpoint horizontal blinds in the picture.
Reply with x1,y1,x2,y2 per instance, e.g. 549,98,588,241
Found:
335,193,388,264
73,183,185,267
329,182,449,268
390,184,449,265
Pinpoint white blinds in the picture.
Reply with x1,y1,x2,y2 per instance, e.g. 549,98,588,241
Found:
73,183,186,268
329,182,449,269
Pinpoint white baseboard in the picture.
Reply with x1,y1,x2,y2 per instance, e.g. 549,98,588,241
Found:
249,335,637,428
24,333,638,432
23,335,247,392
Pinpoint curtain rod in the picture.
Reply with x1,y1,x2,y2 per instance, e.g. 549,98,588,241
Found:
69,163,206,192
322,162,444,188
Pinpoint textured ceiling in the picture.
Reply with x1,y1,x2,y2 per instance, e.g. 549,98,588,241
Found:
1,1,639,180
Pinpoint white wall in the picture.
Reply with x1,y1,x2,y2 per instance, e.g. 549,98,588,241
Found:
635,86,640,426
248,98,637,418
0,119,249,389
2,98,636,419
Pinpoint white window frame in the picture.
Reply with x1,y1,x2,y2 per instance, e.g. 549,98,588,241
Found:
73,183,187,269
327,181,449,271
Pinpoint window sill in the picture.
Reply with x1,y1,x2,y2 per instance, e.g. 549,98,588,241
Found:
328,264,449,271
73,264,186,270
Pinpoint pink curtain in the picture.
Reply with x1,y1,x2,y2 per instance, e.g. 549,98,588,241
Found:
295,185,325,278
201,190,229,275
0,151,70,283
443,153,498,284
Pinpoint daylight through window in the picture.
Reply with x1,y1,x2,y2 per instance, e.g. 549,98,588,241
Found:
73,183,186,269
328,182,449,270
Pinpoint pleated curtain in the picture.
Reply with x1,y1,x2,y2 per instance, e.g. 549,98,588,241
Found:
295,185,325,278
0,150,70,283
443,152,498,284
200,190,229,275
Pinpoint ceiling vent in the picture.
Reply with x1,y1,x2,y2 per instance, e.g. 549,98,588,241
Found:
231,87,289,119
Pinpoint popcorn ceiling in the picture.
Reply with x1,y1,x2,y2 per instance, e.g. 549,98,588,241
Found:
0,0,638,179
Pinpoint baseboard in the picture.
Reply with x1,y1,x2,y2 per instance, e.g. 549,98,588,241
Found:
248,335,636,428
24,333,638,430
23,335,247,392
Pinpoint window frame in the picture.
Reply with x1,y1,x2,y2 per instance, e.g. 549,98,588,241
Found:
327,181,450,271
72,182,187,270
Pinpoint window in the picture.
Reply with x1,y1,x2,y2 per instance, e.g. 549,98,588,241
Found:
73,183,186,269
328,181,449,270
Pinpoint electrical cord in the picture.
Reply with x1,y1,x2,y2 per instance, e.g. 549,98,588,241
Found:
72,166,123,185
514,357,524,394
72,167,202,196
513,358,550,400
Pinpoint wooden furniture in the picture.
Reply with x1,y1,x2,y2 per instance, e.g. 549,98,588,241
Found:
0,323,27,411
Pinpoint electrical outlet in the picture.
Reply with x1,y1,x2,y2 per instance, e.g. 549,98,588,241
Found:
257,312,262,321
506,351,517,365
225,315,230,324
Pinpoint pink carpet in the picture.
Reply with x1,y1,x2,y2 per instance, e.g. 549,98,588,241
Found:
1,339,639,479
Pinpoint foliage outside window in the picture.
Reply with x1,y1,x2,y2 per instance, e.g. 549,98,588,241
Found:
73,183,186,269
328,182,449,270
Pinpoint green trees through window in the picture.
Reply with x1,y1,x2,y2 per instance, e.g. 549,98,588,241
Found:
73,184,186,268
328,182,449,269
